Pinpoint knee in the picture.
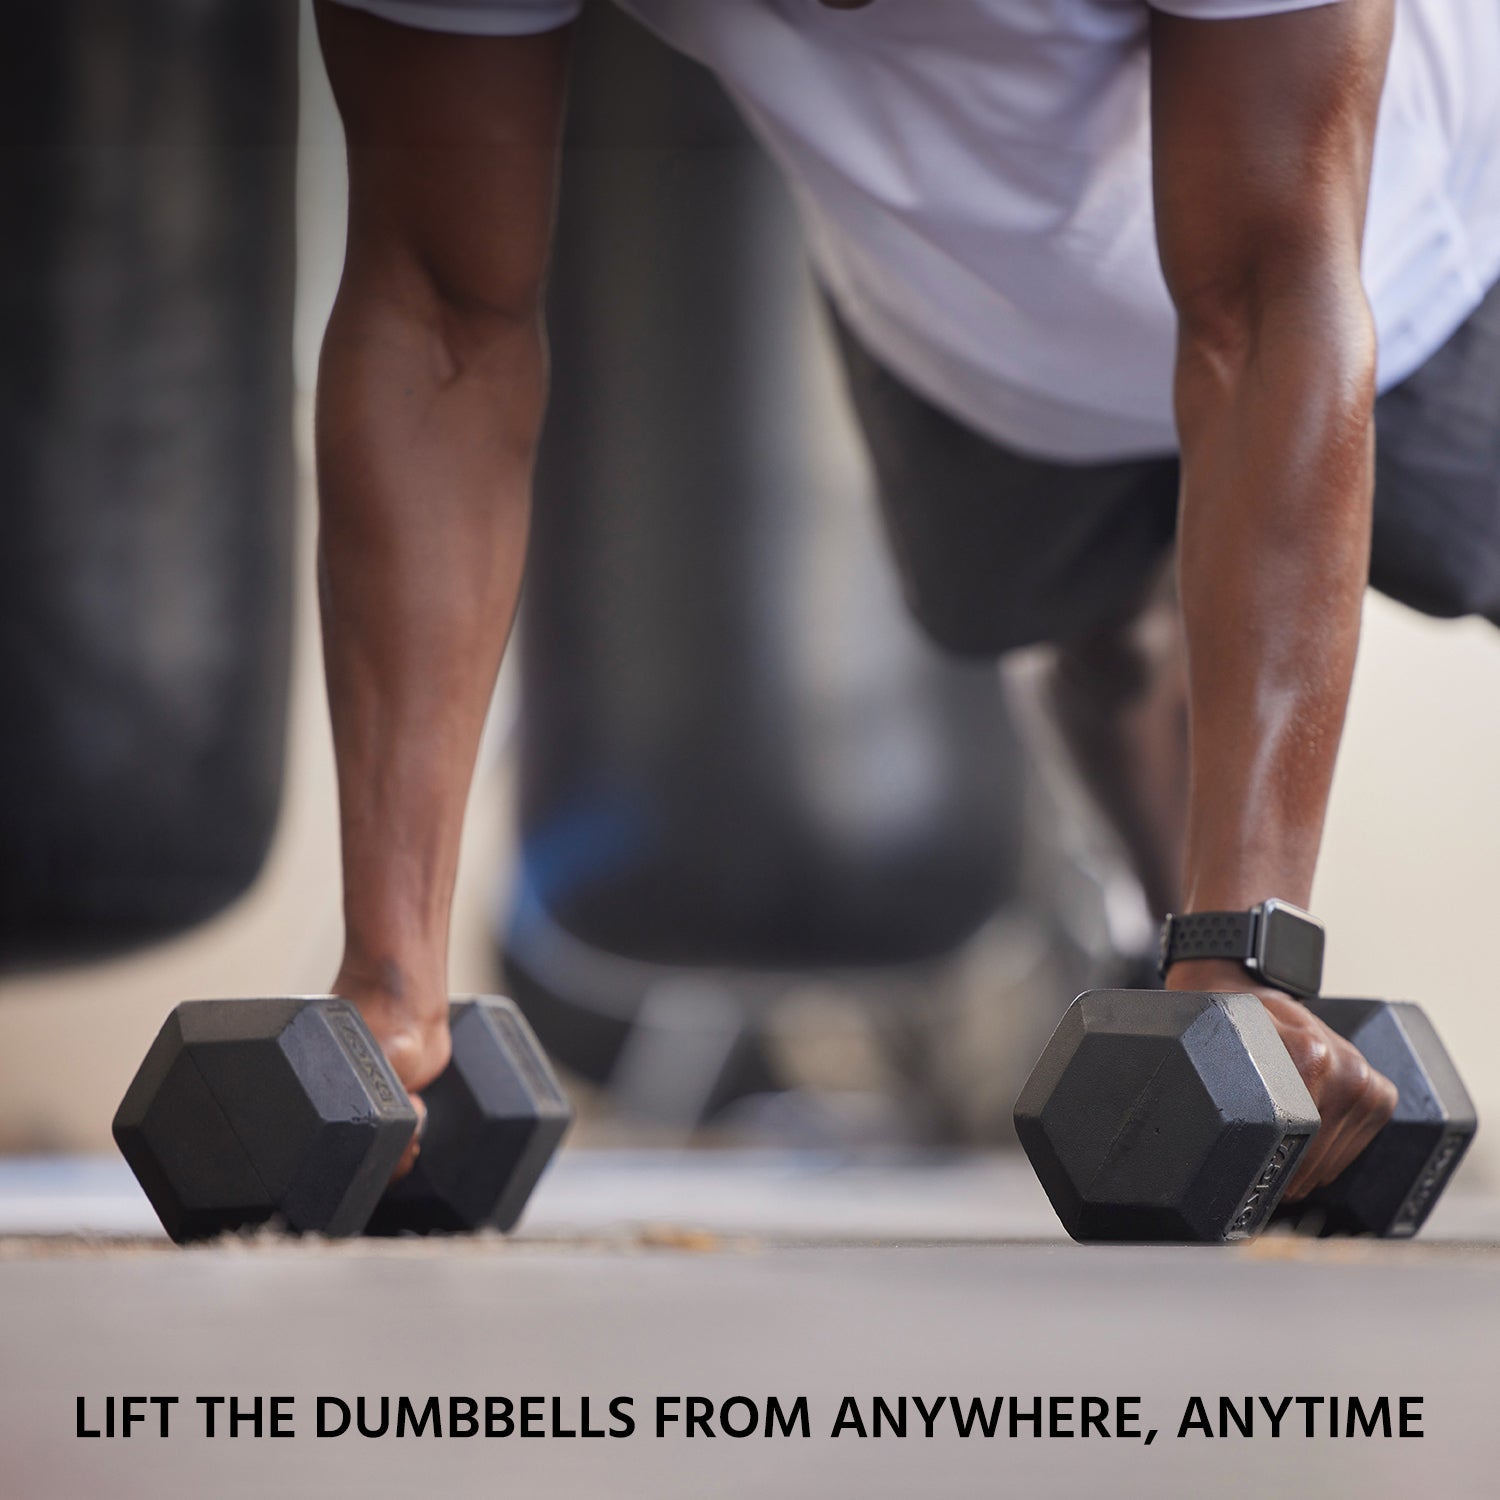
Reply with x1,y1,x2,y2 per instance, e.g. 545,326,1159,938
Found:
1052,624,1154,708
418,269,548,391
902,588,1038,659
896,561,1100,660
331,235,549,398
1048,588,1182,719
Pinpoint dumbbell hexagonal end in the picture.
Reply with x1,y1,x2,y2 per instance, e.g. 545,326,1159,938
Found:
1015,990,1320,1243
366,996,573,1236
113,999,417,1243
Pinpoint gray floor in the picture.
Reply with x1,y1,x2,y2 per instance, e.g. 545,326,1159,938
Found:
3,1151,1499,1499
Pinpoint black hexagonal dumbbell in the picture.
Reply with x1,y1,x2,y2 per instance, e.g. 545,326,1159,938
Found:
1272,998,1477,1238
114,995,571,1244
1015,989,1479,1244
365,997,572,1236
1013,990,1321,1242
113,999,416,1243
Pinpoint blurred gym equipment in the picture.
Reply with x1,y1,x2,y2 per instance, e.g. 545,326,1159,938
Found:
501,5,1030,1134
0,2,298,965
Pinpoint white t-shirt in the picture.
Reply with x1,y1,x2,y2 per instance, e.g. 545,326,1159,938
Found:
332,0,1500,461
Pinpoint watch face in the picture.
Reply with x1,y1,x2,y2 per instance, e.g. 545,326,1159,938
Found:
1257,901,1325,996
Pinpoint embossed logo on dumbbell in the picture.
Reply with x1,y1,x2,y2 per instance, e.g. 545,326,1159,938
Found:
329,1006,402,1111
1392,1129,1466,1235
491,1005,565,1106
1230,1131,1302,1236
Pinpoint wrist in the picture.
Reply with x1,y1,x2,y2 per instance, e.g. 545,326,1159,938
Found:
1181,865,1314,916
334,945,448,1017
1163,958,1278,996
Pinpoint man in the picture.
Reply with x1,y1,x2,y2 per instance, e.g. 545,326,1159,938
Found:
311,0,1500,1197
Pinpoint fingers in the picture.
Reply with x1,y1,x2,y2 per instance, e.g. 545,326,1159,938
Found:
1302,1056,1397,1193
372,1027,447,1186
331,974,454,1187
1276,1015,1336,1198
1270,1001,1397,1199
1342,1067,1399,1165
390,1093,428,1183
377,1024,453,1098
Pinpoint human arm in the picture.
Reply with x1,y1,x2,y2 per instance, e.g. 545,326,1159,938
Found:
313,2,570,1129
1149,0,1398,1193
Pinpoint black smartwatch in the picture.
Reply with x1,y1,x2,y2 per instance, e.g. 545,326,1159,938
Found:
1158,898,1325,999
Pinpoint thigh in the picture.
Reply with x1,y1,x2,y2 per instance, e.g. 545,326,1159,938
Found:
828,305,1180,657
1372,276,1500,625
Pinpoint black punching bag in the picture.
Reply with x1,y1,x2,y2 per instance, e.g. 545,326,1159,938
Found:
0,2,298,963
503,6,1025,1081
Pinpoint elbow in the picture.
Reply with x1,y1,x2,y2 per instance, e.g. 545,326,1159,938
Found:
1173,256,1377,450
395,289,549,484
333,235,551,417
408,266,553,466
419,267,549,395
1175,247,1376,387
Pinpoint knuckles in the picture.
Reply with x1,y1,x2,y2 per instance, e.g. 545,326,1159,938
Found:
1262,999,1398,1175
1361,1066,1400,1126
1284,1025,1333,1092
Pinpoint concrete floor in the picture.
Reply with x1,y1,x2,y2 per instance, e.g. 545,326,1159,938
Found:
3,1152,1498,1499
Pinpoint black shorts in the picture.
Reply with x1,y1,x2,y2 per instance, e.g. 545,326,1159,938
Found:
830,277,1500,655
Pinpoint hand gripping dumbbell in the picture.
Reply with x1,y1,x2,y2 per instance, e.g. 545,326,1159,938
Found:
1271,998,1477,1237
114,996,571,1243
1014,990,1476,1243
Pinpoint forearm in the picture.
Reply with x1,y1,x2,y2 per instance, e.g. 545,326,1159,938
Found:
315,284,546,997
1147,2,1397,1186
1174,277,1376,914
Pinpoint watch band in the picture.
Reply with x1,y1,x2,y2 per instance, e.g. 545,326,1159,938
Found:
1158,900,1324,998
1158,911,1256,973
